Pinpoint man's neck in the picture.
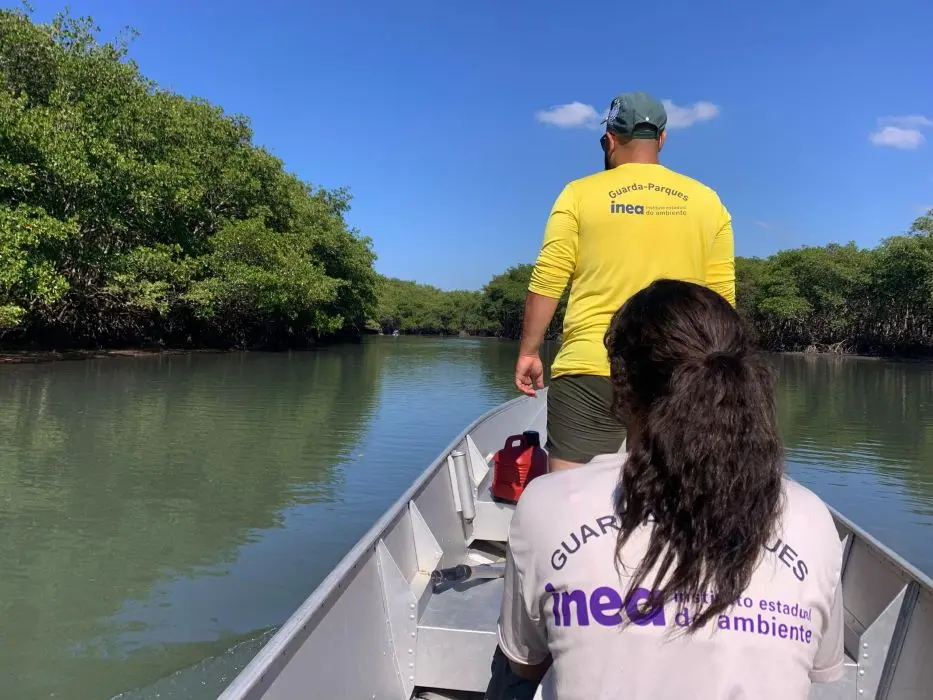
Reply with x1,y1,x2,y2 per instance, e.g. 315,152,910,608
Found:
614,153,660,166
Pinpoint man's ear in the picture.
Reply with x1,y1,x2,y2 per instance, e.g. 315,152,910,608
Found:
658,130,667,152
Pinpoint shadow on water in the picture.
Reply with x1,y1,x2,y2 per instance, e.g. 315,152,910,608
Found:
1,341,932,699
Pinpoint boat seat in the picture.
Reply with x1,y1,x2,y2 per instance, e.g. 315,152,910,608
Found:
415,575,504,694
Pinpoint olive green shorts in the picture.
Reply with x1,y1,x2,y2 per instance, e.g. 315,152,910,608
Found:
545,374,626,463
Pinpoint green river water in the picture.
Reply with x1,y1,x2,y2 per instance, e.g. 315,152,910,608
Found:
1,336,931,699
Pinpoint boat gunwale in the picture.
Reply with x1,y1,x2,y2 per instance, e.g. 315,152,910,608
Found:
826,504,933,592
217,391,539,699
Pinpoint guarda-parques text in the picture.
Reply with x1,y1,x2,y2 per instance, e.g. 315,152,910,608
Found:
551,515,810,582
608,182,690,201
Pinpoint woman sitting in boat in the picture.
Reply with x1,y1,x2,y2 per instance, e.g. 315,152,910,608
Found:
491,279,845,699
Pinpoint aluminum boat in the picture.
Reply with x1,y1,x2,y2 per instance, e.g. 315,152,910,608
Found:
218,389,933,700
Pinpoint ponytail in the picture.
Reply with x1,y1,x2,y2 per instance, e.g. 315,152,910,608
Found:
605,280,785,632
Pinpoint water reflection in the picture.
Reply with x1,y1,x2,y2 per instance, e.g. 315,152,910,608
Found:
772,353,933,573
0,349,382,699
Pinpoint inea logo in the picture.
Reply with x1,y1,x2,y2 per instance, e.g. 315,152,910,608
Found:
609,201,645,215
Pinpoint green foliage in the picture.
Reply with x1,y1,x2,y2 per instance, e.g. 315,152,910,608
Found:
480,264,565,339
373,265,566,339
0,6,376,348
737,243,873,349
480,265,533,339
737,210,933,355
373,277,491,335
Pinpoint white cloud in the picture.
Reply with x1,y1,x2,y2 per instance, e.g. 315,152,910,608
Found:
535,102,602,129
870,126,926,149
662,100,721,129
752,220,773,230
534,98,720,130
870,115,932,150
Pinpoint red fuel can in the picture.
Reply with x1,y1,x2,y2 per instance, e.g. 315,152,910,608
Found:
491,430,548,504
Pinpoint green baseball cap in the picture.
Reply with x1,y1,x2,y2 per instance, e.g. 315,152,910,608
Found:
603,91,667,139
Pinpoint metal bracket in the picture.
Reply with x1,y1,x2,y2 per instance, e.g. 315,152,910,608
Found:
465,434,490,487
376,540,419,699
840,532,854,579
875,581,920,699
858,582,918,698
410,501,443,574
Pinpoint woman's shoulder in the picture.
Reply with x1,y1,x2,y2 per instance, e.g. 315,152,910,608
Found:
516,453,624,509
780,477,837,531
776,477,845,571
510,453,623,539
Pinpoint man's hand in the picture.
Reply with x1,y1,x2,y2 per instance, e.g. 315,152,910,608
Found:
514,292,559,397
515,353,544,397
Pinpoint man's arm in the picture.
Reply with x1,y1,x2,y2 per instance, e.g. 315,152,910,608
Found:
519,293,560,356
706,201,736,307
521,183,579,354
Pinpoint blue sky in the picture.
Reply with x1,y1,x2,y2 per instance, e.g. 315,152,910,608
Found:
12,0,933,290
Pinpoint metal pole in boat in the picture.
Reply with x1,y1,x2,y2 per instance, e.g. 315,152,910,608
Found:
451,450,475,523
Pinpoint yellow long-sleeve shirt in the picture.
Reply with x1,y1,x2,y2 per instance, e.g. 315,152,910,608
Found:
529,162,735,379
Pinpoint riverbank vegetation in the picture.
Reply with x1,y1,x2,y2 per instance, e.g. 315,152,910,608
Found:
376,211,933,358
738,211,933,356
3,7,933,358
373,265,566,340
1,7,377,350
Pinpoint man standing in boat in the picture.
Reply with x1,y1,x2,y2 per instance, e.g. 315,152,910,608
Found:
515,91,736,470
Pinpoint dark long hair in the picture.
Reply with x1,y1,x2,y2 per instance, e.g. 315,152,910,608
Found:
604,279,784,631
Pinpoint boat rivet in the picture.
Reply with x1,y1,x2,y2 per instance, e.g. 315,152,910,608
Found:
409,614,415,620
410,662,414,668
859,670,865,676
411,631,416,637
863,642,868,648
409,675,414,681
408,648,414,654
863,653,868,659
410,603,415,609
